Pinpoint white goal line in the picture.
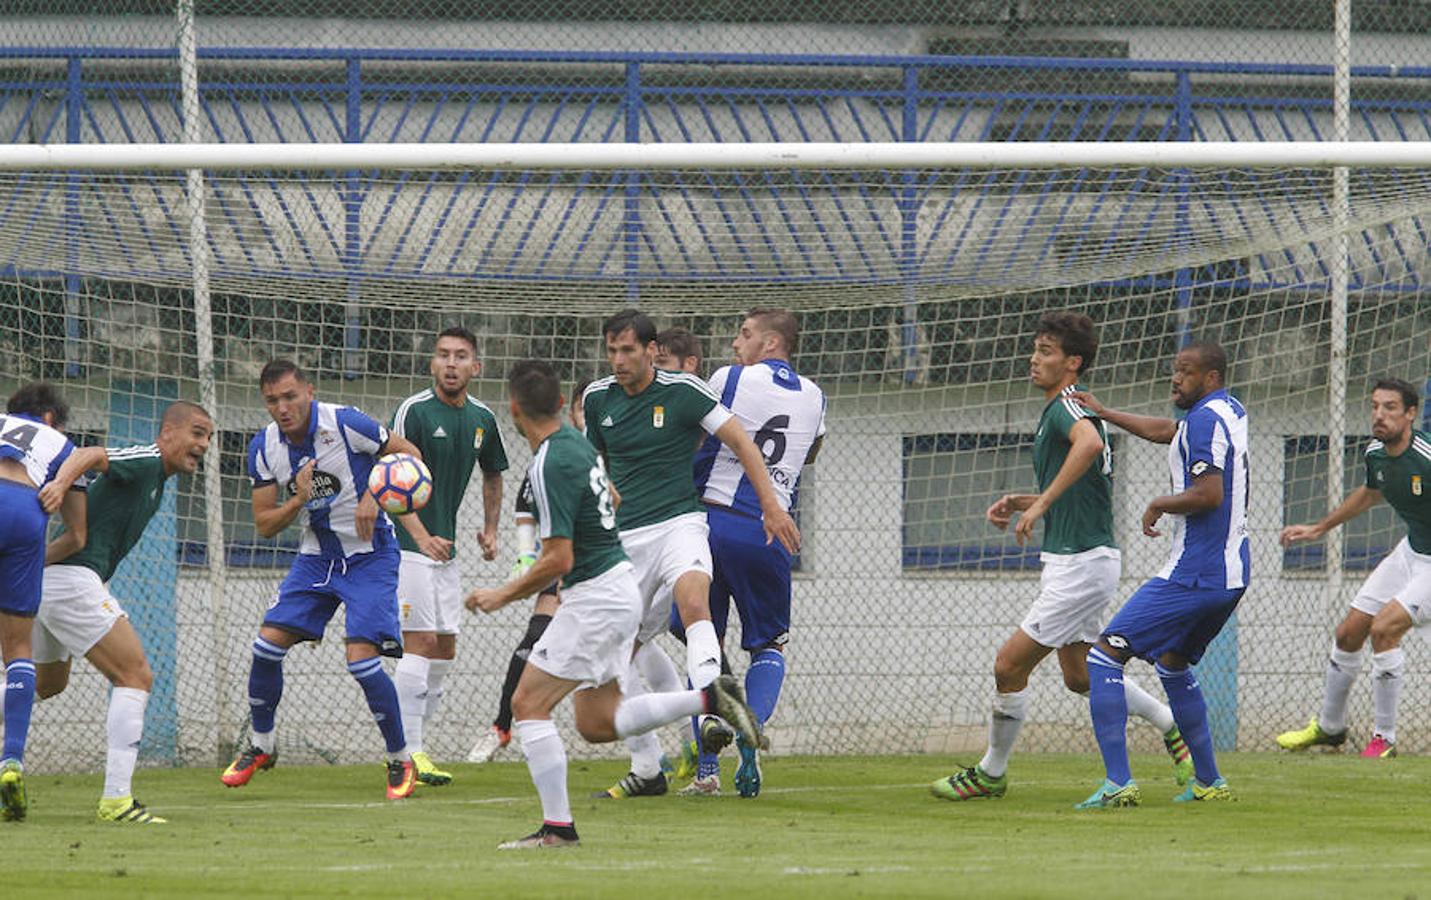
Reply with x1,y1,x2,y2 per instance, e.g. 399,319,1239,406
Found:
0,140,1426,172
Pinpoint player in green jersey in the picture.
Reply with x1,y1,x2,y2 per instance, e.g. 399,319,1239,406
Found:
931,312,1188,803
464,360,761,849
582,309,798,798
1278,378,1431,758
32,400,214,823
389,326,509,785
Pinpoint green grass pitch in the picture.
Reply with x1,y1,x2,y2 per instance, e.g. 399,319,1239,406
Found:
7,753,1431,898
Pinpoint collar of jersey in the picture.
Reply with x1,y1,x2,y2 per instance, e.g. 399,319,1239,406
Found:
758,357,800,388
278,400,320,448
1187,388,1228,414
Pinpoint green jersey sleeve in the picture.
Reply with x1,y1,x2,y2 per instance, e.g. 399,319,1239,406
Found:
104,446,163,484
582,387,607,453
477,413,509,474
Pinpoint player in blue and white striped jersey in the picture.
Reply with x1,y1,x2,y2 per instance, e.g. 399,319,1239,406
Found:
222,359,427,801
0,382,87,821
688,309,826,797
1073,341,1250,808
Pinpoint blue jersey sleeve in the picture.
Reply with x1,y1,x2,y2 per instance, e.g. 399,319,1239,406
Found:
336,406,390,457
1183,408,1224,478
247,431,275,488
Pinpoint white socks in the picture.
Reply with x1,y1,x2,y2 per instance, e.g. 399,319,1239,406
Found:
394,654,430,753
615,690,705,739
426,657,452,730
1320,644,1364,735
684,620,722,691
1123,675,1176,734
514,718,571,825
1371,648,1404,742
251,727,276,754
635,642,684,694
978,689,1027,778
619,661,664,778
103,687,149,799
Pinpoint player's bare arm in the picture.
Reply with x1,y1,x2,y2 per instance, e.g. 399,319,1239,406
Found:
252,460,314,538
37,444,108,513
479,469,503,560
986,493,1036,530
1070,390,1177,444
713,415,801,553
394,510,453,562
466,536,573,613
1014,418,1105,544
1141,470,1224,537
1280,484,1382,546
44,488,89,565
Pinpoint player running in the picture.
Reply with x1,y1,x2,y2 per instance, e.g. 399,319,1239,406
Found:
389,327,508,786
222,359,426,800
467,379,587,765
931,312,1190,803
582,309,799,799
1074,341,1249,808
465,360,762,849
0,382,85,821
32,401,214,824
1277,378,1431,758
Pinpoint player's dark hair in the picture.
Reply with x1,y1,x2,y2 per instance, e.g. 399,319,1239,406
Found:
161,400,212,429
1373,377,1420,411
259,358,307,389
747,308,800,357
436,325,478,354
656,327,703,366
1183,340,1229,383
602,308,657,345
1035,311,1097,375
571,377,592,403
6,381,69,428
509,359,562,419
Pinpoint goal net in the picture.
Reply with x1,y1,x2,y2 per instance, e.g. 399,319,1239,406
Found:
4,143,1429,771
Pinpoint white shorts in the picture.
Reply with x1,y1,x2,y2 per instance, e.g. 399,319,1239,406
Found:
527,561,641,690
32,565,127,664
1019,549,1122,649
620,512,713,643
397,551,464,636
1350,537,1431,628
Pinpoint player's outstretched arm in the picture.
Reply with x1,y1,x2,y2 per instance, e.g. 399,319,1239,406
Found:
395,510,453,561
37,444,108,513
44,489,89,565
1069,390,1177,444
467,537,573,614
1014,418,1105,544
1280,485,1381,546
713,416,801,553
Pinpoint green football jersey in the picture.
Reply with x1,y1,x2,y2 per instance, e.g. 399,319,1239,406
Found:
529,424,628,586
1364,430,1431,554
391,389,508,557
1032,384,1117,555
582,370,730,530
58,444,171,583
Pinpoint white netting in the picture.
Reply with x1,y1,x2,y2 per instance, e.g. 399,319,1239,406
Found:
4,151,1430,768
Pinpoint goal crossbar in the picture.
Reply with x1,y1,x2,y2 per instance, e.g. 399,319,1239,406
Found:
0,140,1428,172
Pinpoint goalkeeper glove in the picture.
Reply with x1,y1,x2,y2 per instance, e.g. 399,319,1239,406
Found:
510,552,538,579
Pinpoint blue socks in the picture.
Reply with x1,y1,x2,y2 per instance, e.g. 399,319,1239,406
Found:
1157,663,1220,785
248,637,287,736
349,657,406,755
745,648,785,724
1087,647,1132,786
2,659,36,763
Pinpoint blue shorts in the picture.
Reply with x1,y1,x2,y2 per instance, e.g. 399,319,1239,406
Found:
264,547,403,657
672,505,791,651
0,481,46,617
1103,577,1243,665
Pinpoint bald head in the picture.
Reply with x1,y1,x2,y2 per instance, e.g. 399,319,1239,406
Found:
162,400,212,431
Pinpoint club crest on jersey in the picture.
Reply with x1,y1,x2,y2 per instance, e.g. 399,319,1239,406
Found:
653,406,665,428
474,426,485,449
1415,475,1423,496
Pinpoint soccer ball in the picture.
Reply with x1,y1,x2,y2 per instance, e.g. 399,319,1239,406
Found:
368,453,433,516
